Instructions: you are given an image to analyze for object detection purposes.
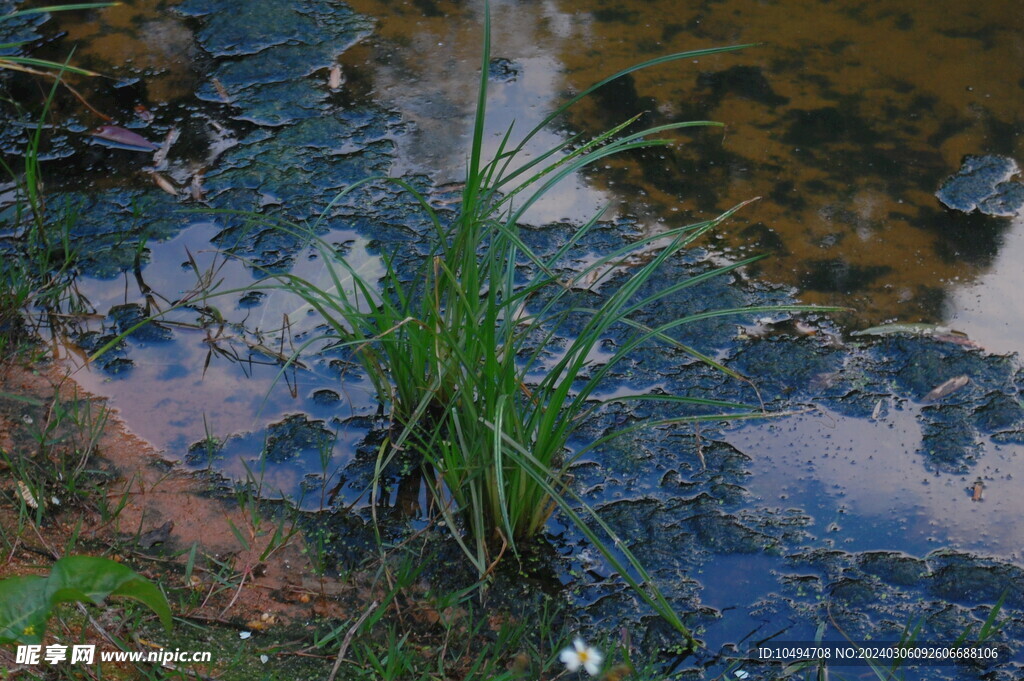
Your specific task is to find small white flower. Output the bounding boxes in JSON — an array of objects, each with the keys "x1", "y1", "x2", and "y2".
[
  {"x1": 260, "y1": 654, "x2": 269, "y2": 664},
  {"x1": 239, "y1": 631, "x2": 252, "y2": 639},
  {"x1": 559, "y1": 638, "x2": 603, "y2": 676}
]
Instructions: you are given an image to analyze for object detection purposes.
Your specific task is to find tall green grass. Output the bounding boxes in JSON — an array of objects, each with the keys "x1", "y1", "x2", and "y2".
[{"x1": 1, "y1": 60, "x2": 90, "y2": 356}]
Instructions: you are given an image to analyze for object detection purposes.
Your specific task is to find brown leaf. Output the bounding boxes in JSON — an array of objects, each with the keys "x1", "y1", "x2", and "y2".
[
  {"x1": 328, "y1": 64, "x2": 343, "y2": 90},
  {"x1": 972, "y1": 478, "x2": 984, "y2": 502},
  {"x1": 212, "y1": 77, "x2": 230, "y2": 102},
  {"x1": 922, "y1": 375, "x2": 969, "y2": 403},
  {"x1": 150, "y1": 172, "x2": 178, "y2": 196},
  {"x1": 152, "y1": 127, "x2": 180, "y2": 169},
  {"x1": 16, "y1": 480, "x2": 39, "y2": 509},
  {"x1": 189, "y1": 172, "x2": 206, "y2": 201},
  {"x1": 91, "y1": 125, "x2": 158, "y2": 150}
]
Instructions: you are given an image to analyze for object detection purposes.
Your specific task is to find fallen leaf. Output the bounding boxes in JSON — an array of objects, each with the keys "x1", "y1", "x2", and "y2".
[
  {"x1": 151, "y1": 127, "x2": 180, "y2": 169},
  {"x1": 212, "y1": 77, "x2": 230, "y2": 102},
  {"x1": 922, "y1": 374, "x2": 969, "y2": 403},
  {"x1": 150, "y1": 172, "x2": 178, "y2": 196},
  {"x1": 328, "y1": 64, "x2": 343, "y2": 90},
  {"x1": 15, "y1": 480, "x2": 39, "y2": 509},
  {"x1": 134, "y1": 104, "x2": 153, "y2": 122},
  {"x1": 972, "y1": 478, "x2": 984, "y2": 502},
  {"x1": 189, "y1": 172, "x2": 206, "y2": 201},
  {"x1": 91, "y1": 125, "x2": 158, "y2": 150}
]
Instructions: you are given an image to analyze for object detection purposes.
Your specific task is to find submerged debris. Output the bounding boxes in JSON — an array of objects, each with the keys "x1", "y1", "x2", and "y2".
[
  {"x1": 488, "y1": 57, "x2": 522, "y2": 82},
  {"x1": 328, "y1": 64, "x2": 344, "y2": 90},
  {"x1": 90, "y1": 125, "x2": 159, "y2": 151},
  {"x1": 852, "y1": 323, "x2": 981, "y2": 349},
  {"x1": 922, "y1": 374, "x2": 970, "y2": 403},
  {"x1": 972, "y1": 477, "x2": 985, "y2": 502},
  {"x1": 150, "y1": 172, "x2": 178, "y2": 196}
]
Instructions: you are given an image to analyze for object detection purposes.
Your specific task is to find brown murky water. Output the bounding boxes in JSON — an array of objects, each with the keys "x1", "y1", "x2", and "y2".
[
  {"x1": 34, "y1": 0, "x2": 1024, "y2": 351},
  {"x1": 337, "y1": 0, "x2": 1024, "y2": 351}
]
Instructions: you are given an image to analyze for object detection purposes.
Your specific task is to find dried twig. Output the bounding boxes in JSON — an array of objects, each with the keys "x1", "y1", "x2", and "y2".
[{"x1": 326, "y1": 599, "x2": 378, "y2": 681}]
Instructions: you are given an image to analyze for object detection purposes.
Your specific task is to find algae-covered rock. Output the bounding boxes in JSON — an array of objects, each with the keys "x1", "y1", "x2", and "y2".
[
  {"x1": 926, "y1": 550, "x2": 1024, "y2": 607},
  {"x1": 729, "y1": 336, "x2": 844, "y2": 401},
  {"x1": 936, "y1": 155, "x2": 1024, "y2": 217},
  {"x1": 857, "y1": 550, "x2": 930, "y2": 587},
  {"x1": 680, "y1": 510, "x2": 777, "y2": 554},
  {"x1": 108, "y1": 303, "x2": 173, "y2": 344},
  {"x1": 828, "y1": 577, "x2": 876, "y2": 607},
  {"x1": 973, "y1": 392, "x2": 1024, "y2": 435},
  {"x1": 919, "y1": 404, "x2": 980, "y2": 472},
  {"x1": 263, "y1": 413, "x2": 335, "y2": 464}
]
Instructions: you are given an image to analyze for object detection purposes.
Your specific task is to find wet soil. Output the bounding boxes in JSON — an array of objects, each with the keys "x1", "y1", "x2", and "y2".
[{"x1": 0, "y1": 361, "x2": 349, "y2": 673}]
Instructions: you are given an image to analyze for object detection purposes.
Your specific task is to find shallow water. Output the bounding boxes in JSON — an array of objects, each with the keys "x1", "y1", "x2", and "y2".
[{"x1": 3, "y1": 0, "x2": 1024, "y2": 677}]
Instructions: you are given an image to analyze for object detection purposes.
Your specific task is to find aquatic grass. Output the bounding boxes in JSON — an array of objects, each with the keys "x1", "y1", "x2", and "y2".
[{"x1": 1, "y1": 58, "x2": 94, "y2": 361}]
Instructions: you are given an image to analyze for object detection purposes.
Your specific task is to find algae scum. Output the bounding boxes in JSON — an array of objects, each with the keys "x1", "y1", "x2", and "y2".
[{"x1": 2, "y1": 0, "x2": 1024, "y2": 678}]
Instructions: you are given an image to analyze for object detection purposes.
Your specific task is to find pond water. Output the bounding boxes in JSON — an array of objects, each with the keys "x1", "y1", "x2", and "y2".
[{"x1": 2, "y1": 0, "x2": 1023, "y2": 678}]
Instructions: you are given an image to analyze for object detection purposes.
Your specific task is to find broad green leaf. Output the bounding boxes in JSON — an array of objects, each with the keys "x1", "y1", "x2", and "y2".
[
  {"x1": 46, "y1": 556, "x2": 173, "y2": 632},
  {"x1": 0, "y1": 575, "x2": 49, "y2": 645}
]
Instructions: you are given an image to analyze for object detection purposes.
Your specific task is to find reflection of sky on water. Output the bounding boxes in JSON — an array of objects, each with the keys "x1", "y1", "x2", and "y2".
[
  {"x1": 64, "y1": 221, "x2": 383, "y2": 466},
  {"x1": 947, "y1": 215, "x2": 1024, "y2": 356},
  {"x1": 35, "y1": 0, "x2": 1021, "y2": 538},
  {"x1": 726, "y1": 407, "x2": 1024, "y2": 562},
  {"x1": 344, "y1": 0, "x2": 614, "y2": 228}
]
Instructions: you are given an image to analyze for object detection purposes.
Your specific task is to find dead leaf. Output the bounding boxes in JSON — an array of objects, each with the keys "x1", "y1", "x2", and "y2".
[
  {"x1": 972, "y1": 478, "x2": 984, "y2": 502},
  {"x1": 15, "y1": 480, "x2": 39, "y2": 509},
  {"x1": 328, "y1": 64, "x2": 343, "y2": 90},
  {"x1": 150, "y1": 172, "x2": 178, "y2": 196},
  {"x1": 91, "y1": 125, "x2": 158, "y2": 150},
  {"x1": 189, "y1": 172, "x2": 206, "y2": 201},
  {"x1": 922, "y1": 375, "x2": 969, "y2": 403},
  {"x1": 152, "y1": 127, "x2": 180, "y2": 169},
  {"x1": 212, "y1": 77, "x2": 230, "y2": 102},
  {"x1": 134, "y1": 104, "x2": 153, "y2": 122}
]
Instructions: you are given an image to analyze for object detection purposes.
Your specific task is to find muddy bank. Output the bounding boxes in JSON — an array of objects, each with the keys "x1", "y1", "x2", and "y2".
[{"x1": 0, "y1": 362, "x2": 334, "y2": 630}]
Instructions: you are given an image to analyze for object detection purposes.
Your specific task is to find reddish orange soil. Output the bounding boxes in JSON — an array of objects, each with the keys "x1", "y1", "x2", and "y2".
[{"x1": 0, "y1": 360, "x2": 348, "y2": 665}]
